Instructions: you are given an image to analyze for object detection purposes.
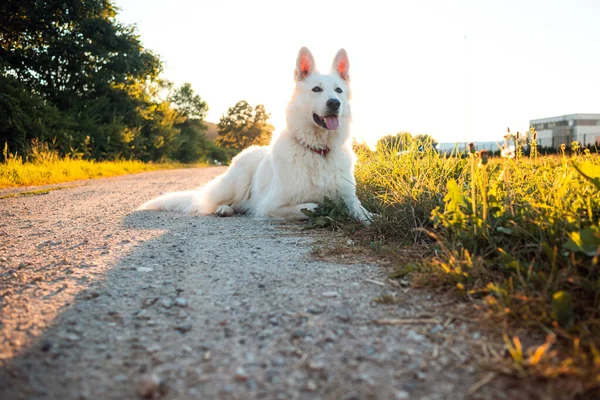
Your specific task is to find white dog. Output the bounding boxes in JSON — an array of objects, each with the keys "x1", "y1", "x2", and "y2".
[{"x1": 139, "y1": 47, "x2": 372, "y2": 223}]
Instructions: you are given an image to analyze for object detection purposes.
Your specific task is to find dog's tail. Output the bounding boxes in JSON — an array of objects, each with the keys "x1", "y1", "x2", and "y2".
[
  {"x1": 137, "y1": 174, "x2": 233, "y2": 215},
  {"x1": 137, "y1": 191, "x2": 206, "y2": 214}
]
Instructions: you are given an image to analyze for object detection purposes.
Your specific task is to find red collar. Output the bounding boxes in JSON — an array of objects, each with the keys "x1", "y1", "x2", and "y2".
[
  {"x1": 297, "y1": 139, "x2": 330, "y2": 157},
  {"x1": 311, "y1": 147, "x2": 329, "y2": 156}
]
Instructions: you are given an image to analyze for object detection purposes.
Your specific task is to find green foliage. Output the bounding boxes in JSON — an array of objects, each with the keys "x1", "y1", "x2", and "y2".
[
  {"x1": 355, "y1": 135, "x2": 466, "y2": 243},
  {"x1": 171, "y1": 83, "x2": 208, "y2": 120},
  {"x1": 301, "y1": 197, "x2": 352, "y2": 230},
  {"x1": 0, "y1": 74, "x2": 75, "y2": 157},
  {"x1": 564, "y1": 227, "x2": 600, "y2": 257},
  {"x1": 0, "y1": 141, "x2": 201, "y2": 189},
  {"x1": 216, "y1": 101, "x2": 274, "y2": 150},
  {"x1": 375, "y1": 132, "x2": 438, "y2": 153},
  {"x1": 1, "y1": 0, "x2": 160, "y2": 106},
  {"x1": 433, "y1": 179, "x2": 468, "y2": 230},
  {"x1": 572, "y1": 160, "x2": 600, "y2": 190},
  {"x1": 0, "y1": 0, "x2": 227, "y2": 164},
  {"x1": 551, "y1": 291, "x2": 574, "y2": 329},
  {"x1": 375, "y1": 132, "x2": 413, "y2": 153},
  {"x1": 352, "y1": 134, "x2": 600, "y2": 386}
]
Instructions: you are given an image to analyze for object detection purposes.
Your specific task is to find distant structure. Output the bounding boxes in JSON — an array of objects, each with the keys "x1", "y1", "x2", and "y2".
[
  {"x1": 436, "y1": 141, "x2": 499, "y2": 152},
  {"x1": 530, "y1": 114, "x2": 600, "y2": 148}
]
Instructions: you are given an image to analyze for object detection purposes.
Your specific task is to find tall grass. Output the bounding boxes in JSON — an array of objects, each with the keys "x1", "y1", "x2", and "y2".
[
  {"x1": 347, "y1": 135, "x2": 600, "y2": 389},
  {"x1": 0, "y1": 142, "x2": 206, "y2": 189}
]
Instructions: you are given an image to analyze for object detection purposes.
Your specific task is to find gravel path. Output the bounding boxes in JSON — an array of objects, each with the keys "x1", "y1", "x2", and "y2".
[{"x1": 0, "y1": 168, "x2": 533, "y2": 400}]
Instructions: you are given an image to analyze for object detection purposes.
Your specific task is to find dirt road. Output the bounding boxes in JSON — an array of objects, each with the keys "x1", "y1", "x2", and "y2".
[{"x1": 0, "y1": 168, "x2": 532, "y2": 399}]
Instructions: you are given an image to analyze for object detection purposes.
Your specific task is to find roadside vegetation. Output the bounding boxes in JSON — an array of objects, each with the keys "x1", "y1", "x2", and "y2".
[
  {"x1": 0, "y1": 142, "x2": 206, "y2": 189},
  {"x1": 308, "y1": 130, "x2": 600, "y2": 394}
]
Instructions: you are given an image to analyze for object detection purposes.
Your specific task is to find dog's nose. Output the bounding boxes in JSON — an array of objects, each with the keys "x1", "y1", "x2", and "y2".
[{"x1": 326, "y1": 98, "x2": 341, "y2": 111}]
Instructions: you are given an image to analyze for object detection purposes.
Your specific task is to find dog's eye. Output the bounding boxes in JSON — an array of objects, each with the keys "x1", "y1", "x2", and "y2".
[
  {"x1": 312, "y1": 86, "x2": 322, "y2": 93},
  {"x1": 335, "y1": 88, "x2": 343, "y2": 93}
]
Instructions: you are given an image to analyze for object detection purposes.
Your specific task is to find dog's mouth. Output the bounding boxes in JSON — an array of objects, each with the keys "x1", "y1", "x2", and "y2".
[{"x1": 313, "y1": 113, "x2": 339, "y2": 131}]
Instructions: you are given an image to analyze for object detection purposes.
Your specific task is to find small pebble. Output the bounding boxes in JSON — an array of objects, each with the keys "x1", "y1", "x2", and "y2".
[
  {"x1": 266, "y1": 369, "x2": 280, "y2": 383},
  {"x1": 430, "y1": 324, "x2": 444, "y2": 334},
  {"x1": 395, "y1": 390, "x2": 410, "y2": 399},
  {"x1": 135, "y1": 310, "x2": 151, "y2": 320},
  {"x1": 174, "y1": 297, "x2": 188, "y2": 307},
  {"x1": 181, "y1": 345, "x2": 192, "y2": 354},
  {"x1": 271, "y1": 356, "x2": 286, "y2": 367},
  {"x1": 234, "y1": 367, "x2": 248, "y2": 382},
  {"x1": 308, "y1": 360, "x2": 326, "y2": 371},
  {"x1": 406, "y1": 330, "x2": 426, "y2": 342},
  {"x1": 39, "y1": 340, "x2": 52, "y2": 352},
  {"x1": 64, "y1": 333, "x2": 81, "y2": 342},
  {"x1": 136, "y1": 373, "x2": 160, "y2": 398},
  {"x1": 307, "y1": 306, "x2": 325, "y2": 315},
  {"x1": 175, "y1": 323, "x2": 192, "y2": 333}
]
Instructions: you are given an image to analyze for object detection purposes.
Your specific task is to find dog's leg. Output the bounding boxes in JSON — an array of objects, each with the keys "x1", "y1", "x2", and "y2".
[
  {"x1": 347, "y1": 200, "x2": 374, "y2": 224},
  {"x1": 264, "y1": 203, "x2": 319, "y2": 220},
  {"x1": 337, "y1": 176, "x2": 374, "y2": 224}
]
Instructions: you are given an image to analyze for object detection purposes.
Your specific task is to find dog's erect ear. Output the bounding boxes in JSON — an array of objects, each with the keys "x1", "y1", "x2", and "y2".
[
  {"x1": 332, "y1": 49, "x2": 350, "y2": 81},
  {"x1": 295, "y1": 47, "x2": 315, "y2": 81}
]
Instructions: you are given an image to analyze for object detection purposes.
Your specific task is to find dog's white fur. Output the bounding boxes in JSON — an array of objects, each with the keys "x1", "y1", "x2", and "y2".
[{"x1": 138, "y1": 47, "x2": 372, "y2": 223}]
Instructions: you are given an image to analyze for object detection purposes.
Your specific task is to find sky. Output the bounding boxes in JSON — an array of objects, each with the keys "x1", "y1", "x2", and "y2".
[{"x1": 114, "y1": 0, "x2": 600, "y2": 147}]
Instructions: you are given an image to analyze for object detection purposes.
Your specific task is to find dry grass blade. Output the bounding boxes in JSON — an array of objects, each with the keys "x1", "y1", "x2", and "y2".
[
  {"x1": 373, "y1": 318, "x2": 439, "y2": 325},
  {"x1": 466, "y1": 372, "x2": 497, "y2": 397},
  {"x1": 284, "y1": 311, "x2": 311, "y2": 319},
  {"x1": 294, "y1": 353, "x2": 308, "y2": 369},
  {"x1": 365, "y1": 278, "x2": 386, "y2": 286}
]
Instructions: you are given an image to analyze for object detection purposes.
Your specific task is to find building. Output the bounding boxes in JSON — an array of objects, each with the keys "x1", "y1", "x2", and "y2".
[
  {"x1": 437, "y1": 141, "x2": 499, "y2": 152},
  {"x1": 530, "y1": 114, "x2": 600, "y2": 148}
]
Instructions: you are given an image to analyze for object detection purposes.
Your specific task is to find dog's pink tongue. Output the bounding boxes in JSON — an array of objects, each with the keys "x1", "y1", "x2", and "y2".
[{"x1": 324, "y1": 116, "x2": 339, "y2": 130}]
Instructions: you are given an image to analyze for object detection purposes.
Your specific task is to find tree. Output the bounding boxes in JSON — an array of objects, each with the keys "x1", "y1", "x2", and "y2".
[
  {"x1": 171, "y1": 83, "x2": 208, "y2": 120},
  {"x1": 0, "y1": 0, "x2": 161, "y2": 109},
  {"x1": 216, "y1": 101, "x2": 274, "y2": 150},
  {"x1": 376, "y1": 132, "x2": 413, "y2": 153},
  {"x1": 0, "y1": 1, "x2": 228, "y2": 164},
  {"x1": 414, "y1": 134, "x2": 438, "y2": 147},
  {"x1": 352, "y1": 138, "x2": 372, "y2": 154},
  {"x1": 169, "y1": 83, "x2": 211, "y2": 163},
  {"x1": 0, "y1": 0, "x2": 179, "y2": 162},
  {"x1": 375, "y1": 132, "x2": 438, "y2": 154},
  {"x1": 0, "y1": 74, "x2": 75, "y2": 158}
]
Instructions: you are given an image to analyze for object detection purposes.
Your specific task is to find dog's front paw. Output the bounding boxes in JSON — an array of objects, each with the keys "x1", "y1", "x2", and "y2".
[
  {"x1": 301, "y1": 203, "x2": 319, "y2": 212},
  {"x1": 215, "y1": 205, "x2": 234, "y2": 217},
  {"x1": 351, "y1": 206, "x2": 376, "y2": 225}
]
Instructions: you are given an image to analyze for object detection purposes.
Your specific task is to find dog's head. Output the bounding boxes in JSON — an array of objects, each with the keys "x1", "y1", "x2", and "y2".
[{"x1": 289, "y1": 47, "x2": 351, "y2": 134}]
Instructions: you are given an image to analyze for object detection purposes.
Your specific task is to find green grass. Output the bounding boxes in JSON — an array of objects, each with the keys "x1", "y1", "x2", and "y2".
[
  {"x1": 0, "y1": 143, "x2": 206, "y2": 189},
  {"x1": 309, "y1": 135, "x2": 600, "y2": 392}
]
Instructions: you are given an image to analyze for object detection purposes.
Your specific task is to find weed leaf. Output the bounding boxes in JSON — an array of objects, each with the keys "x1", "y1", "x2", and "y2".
[
  {"x1": 572, "y1": 161, "x2": 600, "y2": 190},
  {"x1": 564, "y1": 227, "x2": 600, "y2": 257},
  {"x1": 552, "y1": 291, "x2": 574, "y2": 329}
]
